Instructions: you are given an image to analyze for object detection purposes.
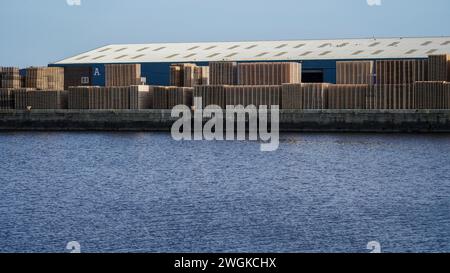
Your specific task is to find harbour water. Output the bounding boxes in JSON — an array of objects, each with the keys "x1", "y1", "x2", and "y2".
[{"x1": 0, "y1": 132, "x2": 449, "y2": 253}]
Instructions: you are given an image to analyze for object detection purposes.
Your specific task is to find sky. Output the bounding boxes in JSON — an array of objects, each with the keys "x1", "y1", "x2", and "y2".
[{"x1": 1, "y1": 0, "x2": 450, "y2": 67}]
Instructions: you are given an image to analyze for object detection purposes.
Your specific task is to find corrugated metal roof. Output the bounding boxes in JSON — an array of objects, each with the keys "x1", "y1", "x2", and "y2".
[{"x1": 54, "y1": 37, "x2": 450, "y2": 64}]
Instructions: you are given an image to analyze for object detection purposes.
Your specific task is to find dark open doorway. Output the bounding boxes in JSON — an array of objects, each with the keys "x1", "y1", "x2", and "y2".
[{"x1": 302, "y1": 70, "x2": 324, "y2": 83}]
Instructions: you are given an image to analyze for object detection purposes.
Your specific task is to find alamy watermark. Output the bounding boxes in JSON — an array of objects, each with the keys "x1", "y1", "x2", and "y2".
[
  {"x1": 66, "y1": 0, "x2": 81, "y2": 6},
  {"x1": 66, "y1": 241, "x2": 81, "y2": 253},
  {"x1": 171, "y1": 98, "x2": 279, "y2": 152}
]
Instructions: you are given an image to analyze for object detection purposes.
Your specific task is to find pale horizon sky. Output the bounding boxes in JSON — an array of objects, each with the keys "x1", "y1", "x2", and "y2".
[{"x1": 1, "y1": 0, "x2": 450, "y2": 67}]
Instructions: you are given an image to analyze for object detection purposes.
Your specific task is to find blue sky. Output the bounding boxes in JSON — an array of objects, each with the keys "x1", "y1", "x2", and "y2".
[{"x1": 1, "y1": 0, "x2": 449, "y2": 67}]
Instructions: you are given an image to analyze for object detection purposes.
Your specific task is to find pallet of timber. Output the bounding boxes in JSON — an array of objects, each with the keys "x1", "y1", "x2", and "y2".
[
  {"x1": 223, "y1": 85, "x2": 281, "y2": 108},
  {"x1": 11, "y1": 88, "x2": 36, "y2": 109},
  {"x1": 105, "y1": 64, "x2": 142, "y2": 87},
  {"x1": 183, "y1": 65, "x2": 210, "y2": 87},
  {"x1": 193, "y1": 85, "x2": 227, "y2": 109},
  {"x1": 68, "y1": 86, "x2": 151, "y2": 110},
  {"x1": 209, "y1": 62, "x2": 237, "y2": 85},
  {"x1": 25, "y1": 67, "x2": 64, "y2": 90},
  {"x1": 428, "y1": 54, "x2": 450, "y2": 81},
  {"x1": 444, "y1": 83, "x2": 450, "y2": 109},
  {"x1": 152, "y1": 86, "x2": 193, "y2": 109},
  {"x1": 336, "y1": 61, "x2": 374, "y2": 85},
  {"x1": 281, "y1": 83, "x2": 329, "y2": 109},
  {"x1": 327, "y1": 84, "x2": 368, "y2": 109},
  {"x1": 0, "y1": 88, "x2": 14, "y2": 109},
  {"x1": 0, "y1": 67, "x2": 21, "y2": 88},
  {"x1": 169, "y1": 63, "x2": 196, "y2": 87},
  {"x1": 413, "y1": 81, "x2": 447, "y2": 109},
  {"x1": 237, "y1": 62, "x2": 301, "y2": 85},
  {"x1": 23, "y1": 90, "x2": 68, "y2": 109},
  {"x1": 375, "y1": 59, "x2": 428, "y2": 85}
]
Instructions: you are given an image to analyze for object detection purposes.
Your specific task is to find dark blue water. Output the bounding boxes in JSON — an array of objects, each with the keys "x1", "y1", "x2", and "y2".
[{"x1": 0, "y1": 132, "x2": 449, "y2": 253}]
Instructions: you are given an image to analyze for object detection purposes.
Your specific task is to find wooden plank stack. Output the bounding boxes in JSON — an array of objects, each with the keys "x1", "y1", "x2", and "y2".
[
  {"x1": 327, "y1": 84, "x2": 369, "y2": 109},
  {"x1": 105, "y1": 64, "x2": 142, "y2": 87},
  {"x1": 374, "y1": 59, "x2": 428, "y2": 109},
  {"x1": 22, "y1": 90, "x2": 68, "y2": 109},
  {"x1": 170, "y1": 64, "x2": 210, "y2": 87},
  {"x1": 209, "y1": 62, "x2": 238, "y2": 85},
  {"x1": 367, "y1": 84, "x2": 413, "y2": 109},
  {"x1": 135, "y1": 86, "x2": 153, "y2": 109},
  {"x1": 193, "y1": 85, "x2": 281, "y2": 109},
  {"x1": 281, "y1": 83, "x2": 329, "y2": 109},
  {"x1": 170, "y1": 63, "x2": 197, "y2": 87},
  {"x1": 0, "y1": 67, "x2": 21, "y2": 88},
  {"x1": 413, "y1": 82, "x2": 448, "y2": 109},
  {"x1": 184, "y1": 65, "x2": 210, "y2": 87},
  {"x1": 224, "y1": 85, "x2": 281, "y2": 108},
  {"x1": 336, "y1": 61, "x2": 374, "y2": 85},
  {"x1": 237, "y1": 62, "x2": 301, "y2": 85},
  {"x1": 0, "y1": 88, "x2": 14, "y2": 109},
  {"x1": 11, "y1": 88, "x2": 66, "y2": 110},
  {"x1": 193, "y1": 85, "x2": 227, "y2": 109},
  {"x1": 64, "y1": 66, "x2": 92, "y2": 90},
  {"x1": 428, "y1": 54, "x2": 450, "y2": 81},
  {"x1": 375, "y1": 59, "x2": 428, "y2": 85},
  {"x1": 25, "y1": 67, "x2": 64, "y2": 90},
  {"x1": 152, "y1": 86, "x2": 193, "y2": 109},
  {"x1": 446, "y1": 83, "x2": 450, "y2": 109},
  {"x1": 170, "y1": 65, "x2": 183, "y2": 87},
  {"x1": 68, "y1": 85, "x2": 150, "y2": 109}
]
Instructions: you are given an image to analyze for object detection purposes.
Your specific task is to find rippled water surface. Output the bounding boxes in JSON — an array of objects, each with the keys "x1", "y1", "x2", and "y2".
[{"x1": 0, "y1": 132, "x2": 449, "y2": 253}]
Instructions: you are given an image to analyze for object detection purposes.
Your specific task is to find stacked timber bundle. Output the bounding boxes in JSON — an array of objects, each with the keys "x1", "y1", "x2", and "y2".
[
  {"x1": 12, "y1": 88, "x2": 67, "y2": 109},
  {"x1": 224, "y1": 85, "x2": 281, "y2": 109},
  {"x1": 152, "y1": 86, "x2": 193, "y2": 109},
  {"x1": 132, "y1": 85, "x2": 152, "y2": 109},
  {"x1": 68, "y1": 85, "x2": 150, "y2": 110},
  {"x1": 0, "y1": 67, "x2": 21, "y2": 88},
  {"x1": 428, "y1": 54, "x2": 450, "y2": 81},
  {"x1": 105, "y1": 64, "x2": 142, "y2": 87},
  {"x1": 170, "y1": 63, "x2": 208, "y2": 87},
  {"x1": 184, "y1": 65, "x2": 210, "y2": 87},
  {"x1": 374, "y1": 59, "x2": 428, "y2": 109},
  {"x1": 170, "y1": 65, "x2": 183, "y2": 87},
  {"x1": 25, "y1": 67, "x2": 64, "y2": 90},
  {"x1": 0, "y1": 88, "x2": 14, "y2": 109},
  {"x1": 68, "y1": 87, "x2": 90, "y2": 109},
  {"x1": 327, "y1": 84, "x2": 369, "y2": 109},
  {"x1": 446, "y1": 83, "x2": 450, "y2": 109},
  {"x1": 12, "y1": 89, "x2": 33, "y2": 109},
  {"x1": 64, "y1": 66, "x2": 92, "y2": 90},
  {"x1": 193, "y1": 85, "x2": 227, "y2": 109},
  {"x1": 336, "y1": 61, "x2": 374, "y2": 85},
  {"x1": 22, "y1": 90, "x2": 68, "y2": 109},
  {"x1": 193, "y1": 85, "x2": 281, "y2": 109},
  {"x1": 413, "y1": 82, "x2": 448, "y2": 109},
  {"x1": 237, "y1": 62, "x2": 301, "y2": 85},
  {"x1": 209, "y1": 62, "x2": 237, "y2": 85},
  {"x1": 170, "y1": 63, "x2": 197, "y2": 87},
  {"x1": 367, "y1": 85, "x2": 413, "y2": 110},
  {"x1": 376, "y1": 59, "x2": 428, "y2": 84},
  {"x1": 281, "y1": 83, "x2": 329, "y2": 109}
]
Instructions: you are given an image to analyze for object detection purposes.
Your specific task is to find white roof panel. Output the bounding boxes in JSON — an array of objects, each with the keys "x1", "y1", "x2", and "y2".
[{"x1": 53, "y1": 37, "x2": 450, "y2": 64}]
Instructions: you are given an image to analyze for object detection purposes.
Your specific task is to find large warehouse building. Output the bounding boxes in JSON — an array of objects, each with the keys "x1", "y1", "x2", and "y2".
[{"x1": 51, "y1": 37, "x2": 450, "y2": 86}]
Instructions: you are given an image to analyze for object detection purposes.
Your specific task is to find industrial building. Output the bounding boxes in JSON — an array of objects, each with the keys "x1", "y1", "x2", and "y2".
[{"x1": 51, "y1": 37, "x2": 450, "y2": 86}]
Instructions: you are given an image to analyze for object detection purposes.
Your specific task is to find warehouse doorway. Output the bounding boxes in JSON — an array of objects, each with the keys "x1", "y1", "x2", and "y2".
[{"x1": 302, "y1": 70, "x2": 324, "y2": 83}]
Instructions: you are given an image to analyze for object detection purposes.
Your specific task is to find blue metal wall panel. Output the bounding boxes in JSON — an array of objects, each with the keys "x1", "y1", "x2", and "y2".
[{"x1": 91, "y1": 64, "x2": 105, "y2": 86}]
